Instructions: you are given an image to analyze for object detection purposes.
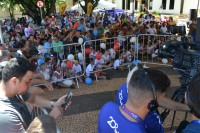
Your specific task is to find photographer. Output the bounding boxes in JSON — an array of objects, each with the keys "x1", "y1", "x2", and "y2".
[
  {"x1": 0, "y1": 57, "x2": 71, "y2": 133},
  {"x1": 176, "y1": 72, "x2": 200, "y2": 133}
]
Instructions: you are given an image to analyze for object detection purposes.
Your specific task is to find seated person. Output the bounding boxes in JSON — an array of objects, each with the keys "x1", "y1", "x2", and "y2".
[
  {"x1": 72, "y1": 60, "x2": 83, "y2": 82},
  {"x1": 86, "y1": 59, "x2": 95, "y2": 79},
  {"x1": 39, "y1": 62, "x2": 52, "y2": 81},
  {"x1": 51, "y1": 64, "x2": 75, "y2": 88},
  {"x1": 113, "y1": 53, "x2": 125, "y2": 70},
  {"x1": 102, "y1": 50, "x2": 112, "y2": 68}
]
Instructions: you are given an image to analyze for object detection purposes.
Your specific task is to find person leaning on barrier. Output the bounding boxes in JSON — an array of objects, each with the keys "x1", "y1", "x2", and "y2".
[{"x1": 0, "y1": 57, "x2": 71, "y2": 133}]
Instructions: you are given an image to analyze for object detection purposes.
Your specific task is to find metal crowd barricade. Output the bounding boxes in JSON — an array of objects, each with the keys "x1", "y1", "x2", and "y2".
[
  {"x1": 82, "y1": 34, "x2": 137, "y2": 79},
  {"x1": 31, "y1": 106, "x2": 62, "y2": 133},
  {"x1": 135, "y1": 34, "x2": 192, "y2": 66},
  {"x1": 36, "y1": 43, "x2": 86, "y2": 89}
]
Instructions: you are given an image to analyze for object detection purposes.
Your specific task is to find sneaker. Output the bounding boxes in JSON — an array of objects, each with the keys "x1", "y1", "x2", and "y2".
[{"x1": 69, "y1": 84, "x2": 75, "y2": 89}]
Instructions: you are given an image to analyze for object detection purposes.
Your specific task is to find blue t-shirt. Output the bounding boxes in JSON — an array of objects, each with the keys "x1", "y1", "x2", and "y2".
[
  {"x1": 182, "y1": 122, "x2": 200, "y2": 133},
  {"x1": 115, "y1": 83, "x2": 164, "y2": 133},
  {"x1": 98, "y1": 101, "x2": 147, "y2": 133}
]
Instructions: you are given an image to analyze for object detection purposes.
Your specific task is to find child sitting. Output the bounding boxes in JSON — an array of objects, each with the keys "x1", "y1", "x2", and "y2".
[
  {"x1": 51, "y1": 64, "x2": 75, "y2": 88},
  {"x1": 39, "y1": 62, "x2": 51, "y2": 81},
  {"x1": 114, "y1": 53, "x2": 125, "y2": 70},
  {"x1": 72, "y1": 60, "x2": 83, "y2": 82}
]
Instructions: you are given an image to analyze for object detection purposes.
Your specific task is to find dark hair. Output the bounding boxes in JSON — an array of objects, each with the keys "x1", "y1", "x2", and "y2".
[
  {"x1": 26, "y1": 115, "x2": 56, "y2": 133},
  {"x1": 0, "y1": 61, "x2": 8, "y2": 80},
  {"x1": 128, "y1": 68, "x2": 170, "y2": 94},
  {"x1": 2, "y1": 57, "x2": 36, "y2": 82},
  {"x1": 187, "y1": 72, "x2": 200, "y2": 118}
]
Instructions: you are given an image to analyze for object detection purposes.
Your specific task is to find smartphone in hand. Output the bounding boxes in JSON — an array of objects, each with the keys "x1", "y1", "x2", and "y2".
[{"x1": 61, "y1": 92, "x2": 73, "y2": 108}]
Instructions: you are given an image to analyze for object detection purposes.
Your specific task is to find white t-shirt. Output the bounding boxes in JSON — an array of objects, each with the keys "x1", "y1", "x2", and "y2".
[
  {"x1": 51, "y1": 71, "x2": 62, "y2": 81},
  {"x1": 40, "y1": 68, "x2": 50, "y2": 80},
  {"x1": 147, "y1": 28, "x2": 157, "y2": 34},
  {"x1": 72, "y1": 64, "x2": 82, "y2": 74},
  {"x1": 94, "y1": 58, "x2": 104, "y2": 68},
  {"x1": 102, "y1": 54, "x2": 110, "y2": 62},
  {"x1": 86, "y1": 64, "x2": 95, "y2": 76},
  {"x1": 114, "y1": 59, "x2": 121, "y2": 69},
  {"x1": 90, "y1": 52, "x2": 96, "y2": 59},
  {"x1": 160, "y1": 26, "x2": 168, "y2": 34}
]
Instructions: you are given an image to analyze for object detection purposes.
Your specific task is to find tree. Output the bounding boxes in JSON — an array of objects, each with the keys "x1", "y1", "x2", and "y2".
[
  {"x1": 0, "y1": 0, "x2": 17, "y2": 19},
  {"x1": 6, "y1": 0, "x2": 58, "y2": 25},
  {"x1": 75, "y1": 0, "x2": 100, "y2": 16}
]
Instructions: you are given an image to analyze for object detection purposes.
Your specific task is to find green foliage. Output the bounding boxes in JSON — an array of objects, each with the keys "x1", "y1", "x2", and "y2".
[
  {"x1": 0, "y1": 0, "x2": 17, "y2": 18},
  {"x1": 152, "y1": 11, "x2": 159, "y2": 15}
]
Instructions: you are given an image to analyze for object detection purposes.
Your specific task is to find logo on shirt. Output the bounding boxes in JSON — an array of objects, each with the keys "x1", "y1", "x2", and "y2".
[
  {"x1": 153, "y1": 111, "x2": 162, "y2": 124},
  {"x1": 119, "y1": 90, "x2": 123, "y2": 106},
  {"x1": 107, "y1": 116, "x2": 119, "y2": 133}
]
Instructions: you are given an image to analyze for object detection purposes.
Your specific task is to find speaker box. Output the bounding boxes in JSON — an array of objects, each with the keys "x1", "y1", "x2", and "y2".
[{"x1": 190, "y1": 9, "x2": 197, "y2": 20}]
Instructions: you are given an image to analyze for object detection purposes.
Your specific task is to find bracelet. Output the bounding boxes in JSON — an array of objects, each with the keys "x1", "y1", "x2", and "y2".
[{"x1": 50, "y1": 101, "x2": 55, "y2": 109}]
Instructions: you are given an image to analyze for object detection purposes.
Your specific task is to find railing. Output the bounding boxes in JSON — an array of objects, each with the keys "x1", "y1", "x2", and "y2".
[{"x1": 35, "y1": 34, "x2": 192, "y2": 83}]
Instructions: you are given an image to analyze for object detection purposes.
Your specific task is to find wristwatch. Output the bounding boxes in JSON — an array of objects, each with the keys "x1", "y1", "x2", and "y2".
[{"x1": 50, "y1": 101, "x2": 55, "y2": 109}]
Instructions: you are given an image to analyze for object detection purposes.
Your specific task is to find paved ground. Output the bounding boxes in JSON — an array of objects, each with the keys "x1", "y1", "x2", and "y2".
[{"x1": 40, "y1": 64, "x2": 190, "y2": 133}]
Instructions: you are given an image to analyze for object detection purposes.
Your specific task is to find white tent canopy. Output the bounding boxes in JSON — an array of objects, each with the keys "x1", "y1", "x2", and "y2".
[{"x1": 71, "y1": 0, "x2": 117, "y2": 13}]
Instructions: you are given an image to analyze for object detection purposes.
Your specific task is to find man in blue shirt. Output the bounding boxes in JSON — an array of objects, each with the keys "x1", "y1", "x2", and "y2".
[
  {"x1": 181, "y1": 72, "x2": 200, "y2": 133},
  {"x1": 116, "y1": 82, "x2": 164, "y2": 133},
  {"x1": 98, "y1": 66, "x2": 171, "y2": 133}
]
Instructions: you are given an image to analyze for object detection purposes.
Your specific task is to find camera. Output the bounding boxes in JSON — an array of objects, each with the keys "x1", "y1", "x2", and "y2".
[
  {"x1": 158, "y1": 40, "x2": 200, "y2": 77},
  {"x1": 159, "y1": 39, "x2": 200, "y2": 124}
]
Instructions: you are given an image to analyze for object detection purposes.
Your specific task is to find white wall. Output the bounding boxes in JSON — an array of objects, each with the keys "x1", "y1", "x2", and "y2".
[
  {"x1": 183, "y1": 0, "x2": 200, "y2": 15},
  {"x1": 101, "y1": 0, "x2": 200, "y2": 15},
  {"x1": 115, "y1": 0, "x2": 122, "y2": 9},
  {"x1": 149, "y1": 0, "x2": 181, "y2": 14},
  {"x1": 150, "y1": 0, "x2": 162, "y2": 13}
]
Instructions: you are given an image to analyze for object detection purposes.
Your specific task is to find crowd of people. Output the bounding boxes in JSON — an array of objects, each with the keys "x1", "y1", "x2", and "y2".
[
  {"x1": 0, "y1": 10, "x2": 198, "y2": 133},
  {"x1": 0, "y1": 10, "x2": 195, "y2": 85}
]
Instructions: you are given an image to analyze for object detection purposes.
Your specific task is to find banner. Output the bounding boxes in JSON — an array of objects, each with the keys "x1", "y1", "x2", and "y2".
[
  {"x1": 59, "y1": 2, "x2": 67, "y2": 15},
  {"x1": 87, "y1": 2, "x2": 93, "y2": 16}
]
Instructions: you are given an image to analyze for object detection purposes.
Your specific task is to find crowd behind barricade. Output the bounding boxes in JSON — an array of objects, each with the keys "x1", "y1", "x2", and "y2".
[
  {"x1": 0, "y1": 10, "x2": 198, "y2": 133},
  {"x1": 0, "y1": 11, "x2": 195, "y2": 85}
]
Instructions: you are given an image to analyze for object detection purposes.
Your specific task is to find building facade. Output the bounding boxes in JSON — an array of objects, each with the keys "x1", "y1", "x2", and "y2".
[{"x1": 105, "y1": 0, "x2": 200, "y2": 15}]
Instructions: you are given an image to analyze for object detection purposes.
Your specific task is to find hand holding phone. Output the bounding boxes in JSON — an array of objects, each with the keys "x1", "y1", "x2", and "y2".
[{"x1": 61, "y1": 92, "x2": 73, "y2": 108}]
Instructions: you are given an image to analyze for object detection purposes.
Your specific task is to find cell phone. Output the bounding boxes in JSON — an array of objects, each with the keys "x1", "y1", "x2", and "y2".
[{"x1": 61, "y1": 92, "x2": 73, "y2": 108}]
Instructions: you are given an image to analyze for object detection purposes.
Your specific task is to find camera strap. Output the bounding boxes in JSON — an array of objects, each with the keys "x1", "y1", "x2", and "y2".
[
  {"x1": 191, "y1": 120, "x2": 200, "y2": 125},
  {"x1": 121, "y1": 105, "x2": 146, "y2": 128}
]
